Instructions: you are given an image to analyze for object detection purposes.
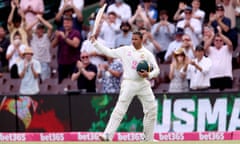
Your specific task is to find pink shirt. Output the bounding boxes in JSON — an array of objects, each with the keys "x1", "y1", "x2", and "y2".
[{"x1": 20, "y1": 0, "x2": 44, "y2": 25}]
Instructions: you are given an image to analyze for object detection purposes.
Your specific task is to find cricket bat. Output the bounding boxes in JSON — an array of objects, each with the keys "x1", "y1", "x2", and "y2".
[{"x1": 92, "y1": 3, "x2": 107, "y2": 36}]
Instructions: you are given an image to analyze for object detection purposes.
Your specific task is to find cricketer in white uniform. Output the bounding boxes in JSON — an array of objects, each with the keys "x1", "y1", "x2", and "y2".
[{"x1": 91, "y1": 31, "x2": 160, "y2": 141}]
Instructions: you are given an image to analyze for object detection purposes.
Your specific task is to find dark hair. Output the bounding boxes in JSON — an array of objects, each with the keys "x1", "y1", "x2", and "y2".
[
  {"x1": 108, "y1": 11, "x2": 117, "y2": 17},
  {"x1": 159, "y1": 10, "x2": 168, "y2": 16},
  {"x1": 13, "y1": 31, "x2": 21, "y2": 38},
  {"x1": 120, "y1": 21, "x2": 131, "y2": 30},
  {"x1": 133, "y1": 31, "x2": 143, "y2": 39}
]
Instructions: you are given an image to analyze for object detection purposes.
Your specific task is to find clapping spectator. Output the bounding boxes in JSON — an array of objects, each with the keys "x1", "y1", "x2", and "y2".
[
  {"x1": 187, "y1": 44, "x2": 212, "y2": 91},
  {"x1": 19, "y1": 0, "x2": 44, "y2": 26},
  {"x1": 204, "y1": 26, "x2": 233, "y2": 91},
  {"x1": 55, "y1": 2, "x2": 83, "y2": 33},
  {"x1": 168, "y1": 48, "x2": 189, "y2": 92},
  {"x1": 176, "y1": 6, "x2": 202, "y2": 47},
  {"x1": 164, "y1": 28, "x2": 184, "y2": 62},
  {"x1": 99, "y1": 11, "x2": 121, "y2": 48},
  {"x1": 51, "y1": 16, "x2": 81, "y2": 83},
  {"x1": 151, "y1": 10, "x2": 175, "y2": 63},
  {"x1": 0, "y1": 26, "x2": 10, "y2": 72},
  {"x1": 59, "y1": 0, "x2": 84, "y2": 12},
  {"x1": 71, "y1": 51, "x2": 98, "y2": 92},
  {"x1": 8, "y1": 0, "x2": 28, "y2": 46},
  {"x1": 174, "y1": 0, "x2": 205, "y2": 23},
  {"x1": 98, "y1": 57, "x2": 123, "y2": 93},
  {"x1": 181, "y1": 34, "x2": 195, "y2": 59},
  {"x1": 18, "y1": 47, "x2": 41, "y2": 95},
  {"x1": 139, "y1": 27, "x2": 161, "y2": 57},
  {"x1": 6, "y1": 31, "x2": 26, "y2": 78},
  {"x1": 107, "y1": 0, "x2": 132, "y2": 23},
  {"x1": 27, "y1": 15, "x2": 53, "y2": 81}
]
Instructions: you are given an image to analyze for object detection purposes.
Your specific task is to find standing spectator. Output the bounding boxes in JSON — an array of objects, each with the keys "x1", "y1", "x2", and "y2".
[
  {"x1": 168, "y1": 48, "x2": 189, "y2": 92},
  {"x1": 6, "y1": 31, "x2": 26, "y2": 78},
  {"x1": 176, "y1": 6, "x2": 202, "y2": 47},
  {"x1": 19, "y1": 0, "x2": 44, "y2": 26},
  {"x1": 8, "y1": 0, "x2": 28, "y2": 46},
  {"x1": 140, "y1": 0, "x2": 158, "y2": 25},
  {"x1": 174, "y1": 0, "x2": 205, "y2": 23},
  {"x1": 204, "y1": 26, "x2": 233, "y2": 91},
  {"x1": 71, "y1": 51, "x2": 98, "y2": 92},
  {"x1": 151, "y1": 10, "x2": 175, "y2": 63},
  {"x1": 98, "y1": 57, "x2": 123, "y2": 93},
  {"x1": 208, "y1": 4, "x2": 238, "y2": 49},
  {"x1": 115, "y1": 21, "x2": 132, "y2": 47},
  {"x1": 164, "y1": 27, "x2": 184, "y2": 62},
  {"x1": 0, "y1": 26, "x2": 10, "y2": 72},
  {"x1": 99, "y1": 11, "x2": 121, "y2": 48},
  {"x1": 139, "y1": 27, "x2": 161, "y2": 57},
  {"x1": 107, "y1": 0, "x2": 132, "y2": 22},
  {"x1": 234, "y1": 0, "x2": 240, "y2": 32},
  {"x1": 187, "y1": 44, "x2": 212, "y2": 91},
  {"x1": 51, "y1": 16, "x2": 81, "y2": 83},
  {"x1": 59, "y1": 0, "x2": 84, "y2": 12},
  {"x1": 27, "y1": 15, "x2": 53, "y2": 81},
  {"x1": 55, "y1": 3, "x2": 83, "y2": 33},
  {"x1": 181, "y1": 34, "x2": 195, "y2": 59},
  {"x1": 18, "y1": 47, "x2": 41, "y2": 95}
]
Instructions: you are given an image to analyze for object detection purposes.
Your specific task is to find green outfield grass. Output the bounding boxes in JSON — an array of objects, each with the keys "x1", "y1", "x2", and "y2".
[{"x1": 3, "y1": 141, "x2": 240, "y2": 144}]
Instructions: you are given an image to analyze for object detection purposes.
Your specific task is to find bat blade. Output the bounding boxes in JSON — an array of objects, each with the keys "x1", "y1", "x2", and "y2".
[{"x1": 92, "y1": 3, "x2": 107, "y2": 35}]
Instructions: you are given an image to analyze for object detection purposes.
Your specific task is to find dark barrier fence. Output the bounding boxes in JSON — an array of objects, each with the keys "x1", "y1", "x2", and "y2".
[{"x1": 0, "y1": 91, "x2": 240, "y2": 132}]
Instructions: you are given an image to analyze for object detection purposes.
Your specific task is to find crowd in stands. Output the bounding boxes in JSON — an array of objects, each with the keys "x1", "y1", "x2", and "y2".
[{"x1": 0, "y1": 0, "x2": 240, "y2": 95}]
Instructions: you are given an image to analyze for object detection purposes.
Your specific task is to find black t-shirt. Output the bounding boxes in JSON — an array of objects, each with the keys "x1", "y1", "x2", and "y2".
[{"x1": 75, "y1": 63, "x2": 97, "y2": 92}]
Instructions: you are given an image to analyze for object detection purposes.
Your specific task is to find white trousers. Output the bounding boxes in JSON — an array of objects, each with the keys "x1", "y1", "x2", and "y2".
[{"x1": 103, "y1": 79, "x2": 157, "y2": 141}]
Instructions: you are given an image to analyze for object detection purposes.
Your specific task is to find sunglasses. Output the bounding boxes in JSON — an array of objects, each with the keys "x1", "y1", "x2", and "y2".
[
  {"x1": 215, "y1": 39, "x2": 223, "y2": 42},
  {"x1": 183, "y1": 38, "x2": 190, "y2": 41},
  {"x1": 81, "y1": 56, "x2": 89, "y2": 59}
]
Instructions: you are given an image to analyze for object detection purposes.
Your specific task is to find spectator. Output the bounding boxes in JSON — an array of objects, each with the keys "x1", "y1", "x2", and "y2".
[
  {"x1": 99, "y1": 11, "x2": 121, "y2": 48},
  {"x1": 18, "y1": 47, "x2": 41, "y2": 95},
  {"x1": 71, "y1": 51, "x2": 98, "y2": 92},
  {"x1": 115, "y1": 21, "x2": 132, "y2": 47},
  {"x1": 181, "y1": 34, "x2": 195, "y2": 59},
  {"x1": 98, "y1": 57, "x2": 123, "y2": 93},
  {"x1": 51, "y1": 16, "x2": 81, "y2": 83},
  {"x1": 8, "y1": 0, "x2": 28, "y2": 46},
  {"x1": 55, "y1": 3, "x2": 83, "y2": 33},
  {"x1": 202, "y1": 25, "x2": 215, "y2": 46},
  {"x1": 234, "y1": 0, "x2": 240, "y2": 32},
  {"x1": 204, "y1": 26, "x2": 233, "y2": 91},
  {"x1": 140, "y1": 0, "x2": 158, "y2": 25},
  {"x1": 151, "y1": 10, "x2": 175, "y2": 63},
  {"x1": 107, "y1": 0, "x2": 132, "y2": 22},
  {"x1": 59, "y1": 0, "x2": 84, "y2": 12},
  {"x1": 128, "y1": 5, "x2": 151, "y2": 31},
  {"x1": 208, "y1": 4, "x2": 234, "y2": 43},
  {"x1": 174, "y1": 0, "x2": 205, "y2": 23},
  {"x1": 216, "y1": 0, "x2": 236, "y2": 28},
  {"x1": 139, "y1": 27, "x2": 161, "y2": 57},
  {"x1": 164, "y1": 27, "x2": 184, "y2": 62},
  {"x1": 19, "y1": 0, "x2": 44, "y2": 26},
  {"x1": 27, "y1": 15, "x2": 53, "y2": 81},
  {"x1": 0, "y1": 26, "x2": 10, "y2": 72},
  {"x1": 168, "y1": 48, "x2": 188, "y2": 92},
  {"x1": 187, "y1": 44, "x2": 212, "y2": 91},
  {"x1": 81, "y1": 23, "x2": 106, "y2": 67},
  {"x1": 176, "y1": 6, "x2": 202, "y2": 47},
  {"x1": 6, "y1": 31, "x2": 26, "y2": 78}
]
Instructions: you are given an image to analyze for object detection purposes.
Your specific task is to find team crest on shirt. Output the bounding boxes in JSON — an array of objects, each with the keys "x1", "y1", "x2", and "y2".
[{"x1": 140, "y1": 53, "x2": 145, "y2": 59}]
